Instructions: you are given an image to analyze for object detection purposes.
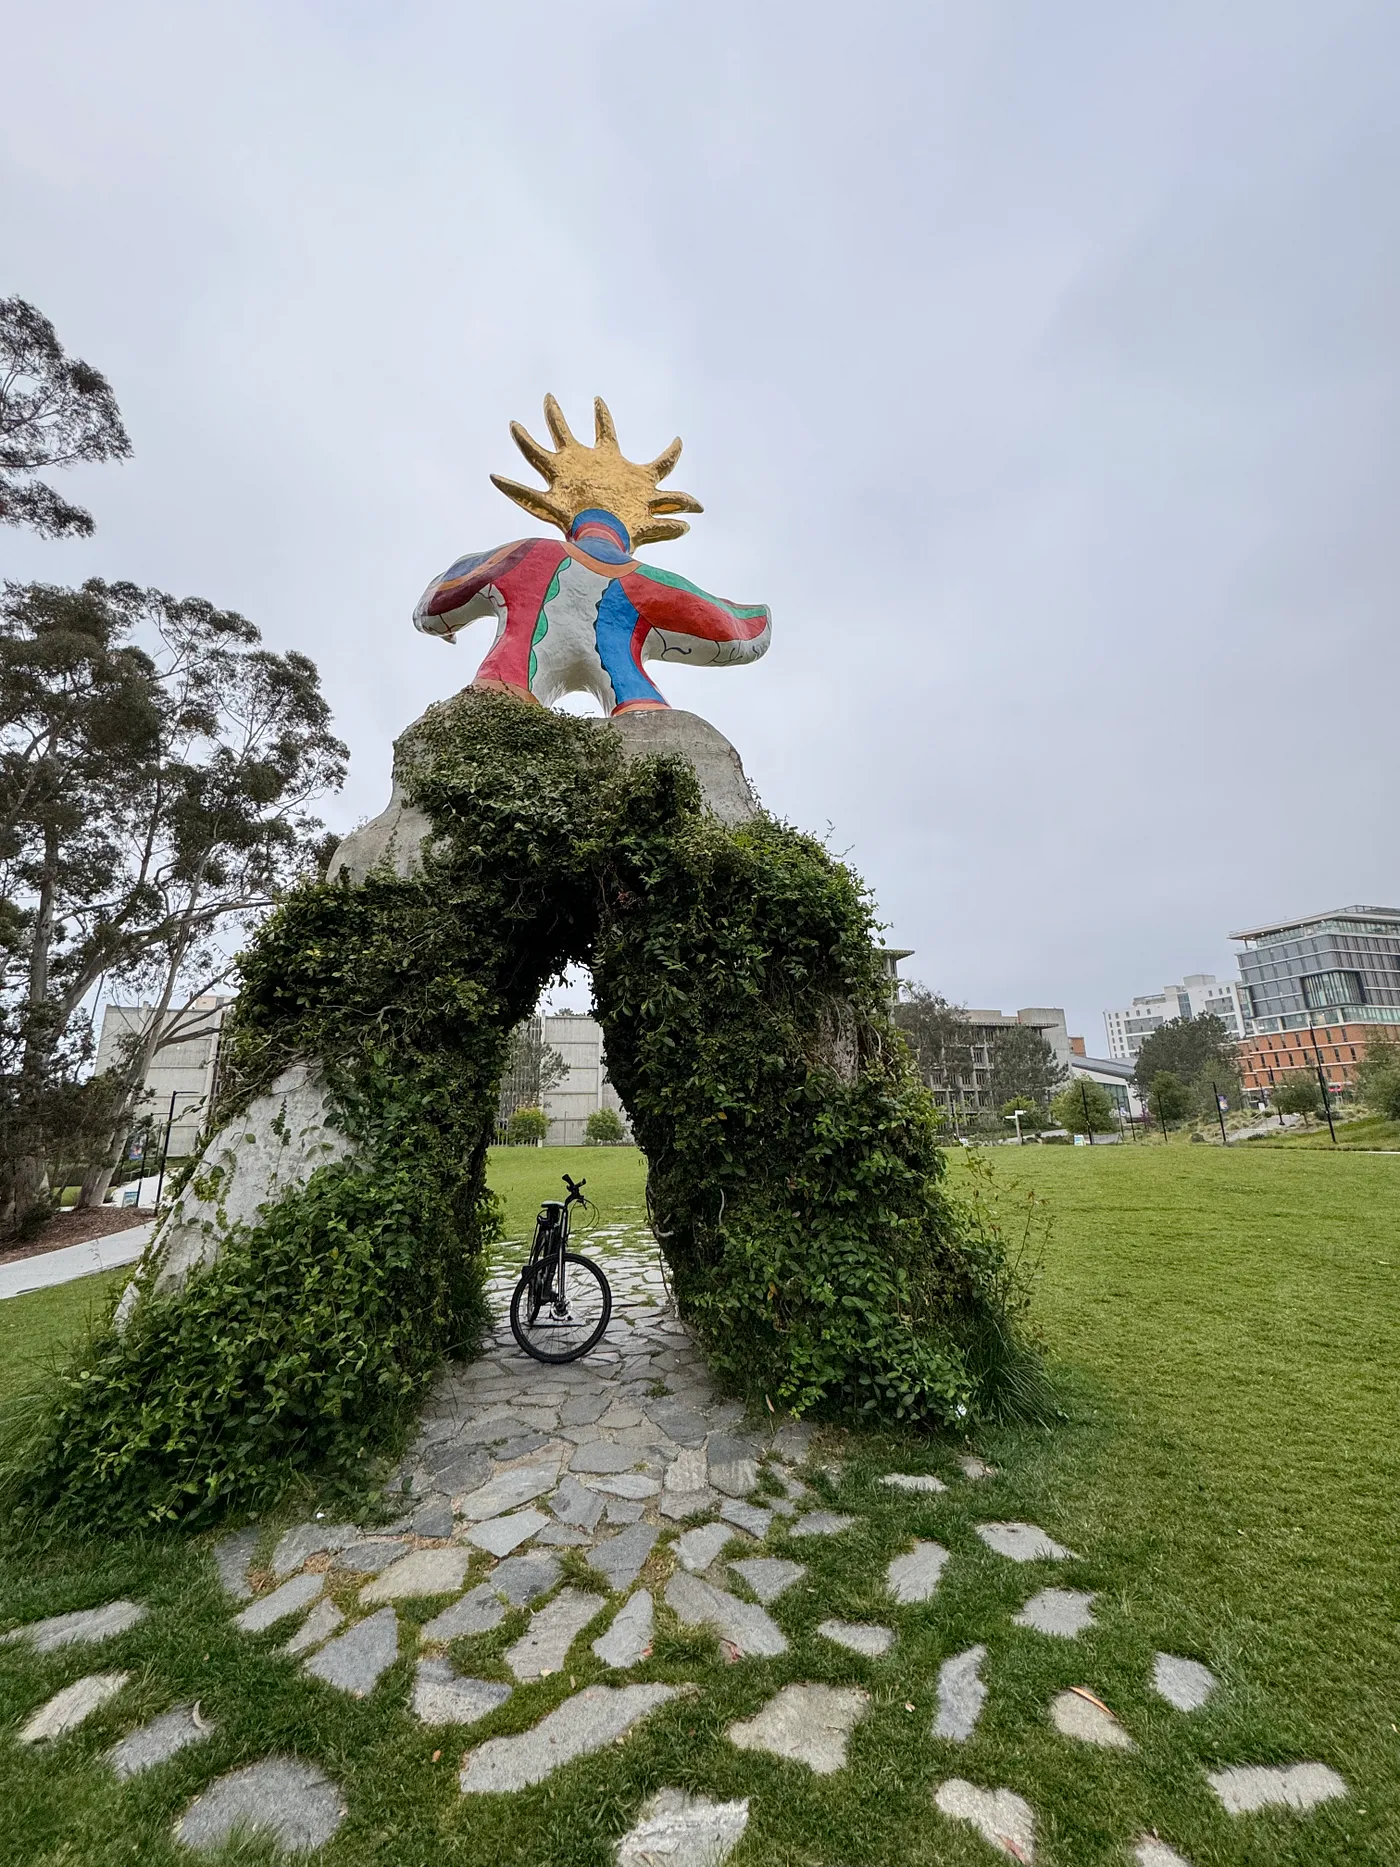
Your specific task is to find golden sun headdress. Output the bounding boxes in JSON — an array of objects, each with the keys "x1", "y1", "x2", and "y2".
[{"x1": 491, "y1": 395, "x2": 702, "y2": 548}]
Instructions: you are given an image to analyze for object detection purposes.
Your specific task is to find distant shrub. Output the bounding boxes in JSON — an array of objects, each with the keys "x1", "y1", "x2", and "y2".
[
  {"x1": 506, "y1": 1106, "x2": 550, "y2": 1146},
  {"x1": 585, "y1": 1107, "x2": 626, "y2": 1146}
]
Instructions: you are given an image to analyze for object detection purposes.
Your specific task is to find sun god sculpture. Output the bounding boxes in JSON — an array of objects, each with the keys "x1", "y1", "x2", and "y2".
[{"x1": 414, "y1": 396, "x2": 771, "y2": 715}]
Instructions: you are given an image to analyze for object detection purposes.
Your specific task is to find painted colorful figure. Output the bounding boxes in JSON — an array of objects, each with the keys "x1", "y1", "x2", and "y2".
[{"x1": 414, "y1": 396, "x2": 771, "y2": 714}]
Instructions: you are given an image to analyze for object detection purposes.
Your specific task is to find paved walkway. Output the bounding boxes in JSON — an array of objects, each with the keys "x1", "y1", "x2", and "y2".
[
  {"x1": 3, "y1": 1222, "x2": 1349, "y2": 1862},
  {"x1": 0, "y1": 1221, "x2": 151, "y2": 1302}
]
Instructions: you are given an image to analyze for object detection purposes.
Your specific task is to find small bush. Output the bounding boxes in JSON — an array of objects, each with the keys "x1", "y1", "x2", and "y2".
[
  {"x1": 506, "y1": 1106, "x2": 550, "y2": 1146},
  {"x1": 1052, "y1": 1079, "x2": 1117, "y2": 1134},
  {"x1": 585, "y1": 1107, "x2": 626, "y2": 1145}
]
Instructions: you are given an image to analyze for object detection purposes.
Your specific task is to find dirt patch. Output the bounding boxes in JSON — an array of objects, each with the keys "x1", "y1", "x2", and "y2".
[{"x1": 0, "y1": 1205, "x2": 150, "y2": 1267}]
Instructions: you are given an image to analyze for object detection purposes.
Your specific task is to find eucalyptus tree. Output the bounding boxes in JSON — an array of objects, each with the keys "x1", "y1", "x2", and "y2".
[
  {"x1": 0, "y1": 578, "x2": 347, "y2": 1221},
  {"x1": 0, "y1": 297, "x2": 131, "y2": 538}
]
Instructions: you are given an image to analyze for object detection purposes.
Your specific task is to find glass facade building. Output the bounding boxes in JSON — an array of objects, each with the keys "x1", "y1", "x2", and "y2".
[{"x1": 1231, "y1": 906, "x2": 1400, "y2": 1034}]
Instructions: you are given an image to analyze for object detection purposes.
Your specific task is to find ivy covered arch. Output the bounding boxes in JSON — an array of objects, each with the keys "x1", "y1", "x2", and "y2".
[{"x1": 15, "y1": 692, "x2": 1044, "y2": 1531}]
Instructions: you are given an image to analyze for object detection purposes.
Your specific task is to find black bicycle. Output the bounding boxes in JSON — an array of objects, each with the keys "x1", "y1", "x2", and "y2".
[{"x1": 508, "y1": 1174, "x2": 613, "y2": 1363}]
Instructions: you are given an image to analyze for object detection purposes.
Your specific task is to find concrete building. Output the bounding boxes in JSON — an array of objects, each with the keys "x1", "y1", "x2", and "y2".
[
  {"x1": 1068, "y1": 1053, "x2": 1144, "y2": 1119},
  {"x1": 926, "y1": 1007, "x2": 1075, "y2": 1118},
  {"x1": 538, "y1": 1013, "x2": 631, "y2": 1146},
  {"x1": 94, "y1": 997, "x2": 230, "y2": 1158},
  {"x1": 1229, "y1": 905, "x2": 1400, "y2": 1098},
  {"x1": 1103, "y1": 975, "x2": 1249, "y2": 1060}
]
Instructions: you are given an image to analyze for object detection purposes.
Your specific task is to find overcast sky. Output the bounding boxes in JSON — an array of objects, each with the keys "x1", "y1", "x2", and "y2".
[{"x1": 5, "y1": 2, "x2": 1397, "y2": 1047}]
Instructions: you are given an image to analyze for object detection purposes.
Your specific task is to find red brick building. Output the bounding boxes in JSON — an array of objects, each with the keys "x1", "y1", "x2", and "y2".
[{"x1": 1237, "y1": 1023, "x2": 1373, "y2": 1096}]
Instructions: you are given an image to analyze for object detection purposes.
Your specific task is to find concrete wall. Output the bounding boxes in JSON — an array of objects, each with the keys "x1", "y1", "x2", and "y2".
[
  {"x1": 95, "y1": 998, "x2": 229, "y2": 1158},
  {"x1": 540, "y1": 1014, "x2": 631, "y2": 1146}
]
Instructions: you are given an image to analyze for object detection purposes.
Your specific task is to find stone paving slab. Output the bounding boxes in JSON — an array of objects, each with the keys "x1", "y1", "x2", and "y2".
[
  {"x1": 19, "y1": 1671, "x2": 129, "y2": 1743},
  {"x1": 459, "y1": 1683, "x2": 681, "y2": 1793},
  {"x1": 720, "y1": 1498, "x2": 771, "y2": 1538},
  {"x1": 360, "y1": 1547, "x2": 472, "y2": 1603},
  {"x1": 334, "y1": 1538, "x2": 410, "y2": 1575},
  {"x1": 272, "y1": 1521, "x2": 356, "y2": 1577},
  {"x1": 282, "y1": 1598, "x2": 345, "y2": 1656},
  {"x1": 617, "y1": 1788, "x2": 750, "y2": 1867},
  {"x1": 175, "y1": 1756, "x2": 346, "y2": 1853},
  {"x1": 707, "y1": 1437, "x2": 759, "y2": 1497},
  {"x1": 1051, "y1": 1687, "x2": 1135, "y2": 1750},
  {"x1": 412, "y1": 1657, "x2": 512, "y2": 1725},
  {"x1": 588, "y1": 1523, "x2": 659, "y2": 1590},
  {"x1": 1206, "y1": 1760, "x2": 1347, "y2": 1814},
  {"x1": 235, "y1": 1571, "x2": 324, "y2": 1633},
  {"x1": 455, "y1": 1466, "x2": 560, "y2": 1520},
  {"x1": 934, "y1": 1778, "x2": 1036, "y2": 1861},
  {"x1": 977, "y1": 1521, "x2": 1075, "y2": 1562},
  {"x1": 676, "y1": 1521, "x2": 734, "y2": 1573},
  {"x1": 788, "y1": 1511, "x2": 855, "y2": 1539},
  {"x1": 1152, "y1": 1652, "x2": 1217, "y2": 1711},
  {"x1": 817, "y1": 1619, "x2": 893, "y2": 1658},
  {"x1": 886, "y1": 1540, "x2": 950, "y2": 1603},
  {"x1": 3, "y1": 1600, "x2": 146, "y2": 1653},
  {"x1": 421, "y1": 1584, "x2": 505, "y2": 1642},
  {"x1": 727, "y1": 1682, "x2": 868, "y2": 1774},
  {"x1": 881, "y1": 1472, "x2": 948, "y2": 1493},
  {"x1": 1014, "y1": 1587, "x2": 1097, "y2": 1637},
  {"x1": 549, "y1": 1474, "x2": 606, "y2": 1529},
  {"x1": 506, "y1": 1589, "x2": 606, "y2": 1680},
  {"x1": 593, "y1": 1589, "x2": 654, "y2": 1668},
  {"x1": 660, "y1": 1488, "x2": 718, "y2": 1520},
  {"x1": 665, "y1": 1573, "x2": 787, "y2": 1659},
  {"x1": 105, "y1": 1703, "x2": 213, "y2": 1779},
  {"x1": 465, "y1": 1508, "x2": 551, "y2": 1556},
  {"x1": 490, "y1": 1553, "x2": 561, "y2": 1606},
  {"x1": 302, "y1": 1606, "x2": 399, "y2": 1696},
  {"x1": 728, "y1": 1557, "x2": 806, "y2": 1604},
  {"x1": 934, "y1": 1644, "x2": 987, "y2": 1741},
  {"x1": 956, "y1": 1455, "x2": 997, "y2": 1480},
  {"x1": 582, "y1": 1471, "x2": 662, "y2": 1500},
  {"x1": 1134, "y1": 1840, "x2": 1192, "y2": 1867},
  {"x1": 212, "y1": 1528, "x2": 259, "y2": 1600}
]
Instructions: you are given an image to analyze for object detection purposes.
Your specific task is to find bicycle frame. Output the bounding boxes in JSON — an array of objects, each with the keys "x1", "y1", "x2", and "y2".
[{"x1": 524, "y1": 1178, "x2": 586, "y2": 1322}]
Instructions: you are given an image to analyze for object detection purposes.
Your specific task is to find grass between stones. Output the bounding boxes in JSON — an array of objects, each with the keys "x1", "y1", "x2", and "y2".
[{"x1": 0, "y1": 1146, "x2": 1396, "y2": 1864}]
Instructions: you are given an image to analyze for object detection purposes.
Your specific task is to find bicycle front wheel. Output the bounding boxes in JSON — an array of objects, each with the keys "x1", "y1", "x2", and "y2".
[{"x1": 509, "y1": 1252, "x2": 612, "y2": 1364}]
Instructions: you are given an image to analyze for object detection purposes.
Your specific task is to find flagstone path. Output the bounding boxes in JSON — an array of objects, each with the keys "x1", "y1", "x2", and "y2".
[{"x1": 2, "y1": 1222, "x2": 1351, "y2": 1862}]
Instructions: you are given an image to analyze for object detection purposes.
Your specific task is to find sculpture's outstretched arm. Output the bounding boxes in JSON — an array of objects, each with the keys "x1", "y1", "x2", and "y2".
[
  {"x1": 619, "y1": 564, "x2": 772, "y2": 669},
  {"x1": 413, "y1": 540, "x2": 540, "y2": 642}
]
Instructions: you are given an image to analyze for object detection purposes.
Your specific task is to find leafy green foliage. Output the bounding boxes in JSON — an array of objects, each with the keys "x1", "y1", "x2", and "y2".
[
  {"x1": 505, "y1": 1106, "x2": 549, "y2": 1145},
  {"x1": 1356, "y1": 1028, "x2": 1400, "y2": 1119},
  {"x1": 1146, "y1": 1070, "x2": 1192, "y2": 1125},
  {"x1": 1274, "y1": 1071, "x2": 1324, "y2": 1119},
  {"x1": 1051, "y1": 1078, "x2": 1118, "y2": 1134},
  {"x1": 1132, "y1": 1012, "x2": 1233, "y2": 1095},
  {"x1": 988, "y1": 1021, "x2": 1065, "y2": 1110},
  {"x1": 584, "y1": 1106, "x2": 625, "y2": 1145},
  {"x1": 12, "y1": 690, "x2": 1047, "y2": 1529}
]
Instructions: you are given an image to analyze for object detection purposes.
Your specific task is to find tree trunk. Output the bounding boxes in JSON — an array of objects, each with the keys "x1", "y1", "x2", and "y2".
[
  {"x1": 11, "y1": 822, "x2": 60, "y2": 1230},
  {"x1": 78, "y1": 1161, "x2": 116, "y2": 1209}
]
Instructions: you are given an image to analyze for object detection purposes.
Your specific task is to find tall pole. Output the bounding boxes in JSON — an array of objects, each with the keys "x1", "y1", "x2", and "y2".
[
  {"x1": 154, "y1": 1089, "x2": 179, "y2": 1211},
  {"x1": 1308, "y1": 1017, "x2": 1338, "y2": 1145},
  {"x1": 1079, "y1": 1080, "x2": 1094, "y2": 1145},
  {"x1": 1212, "y1": 1079, "x2": 1229, "y2": 1146}
]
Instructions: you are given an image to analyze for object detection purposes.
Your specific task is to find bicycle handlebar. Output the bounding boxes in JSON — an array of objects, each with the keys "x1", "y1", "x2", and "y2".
[{"x1": 561, "y1": 1174, "x2": 587, "y2": 1202}]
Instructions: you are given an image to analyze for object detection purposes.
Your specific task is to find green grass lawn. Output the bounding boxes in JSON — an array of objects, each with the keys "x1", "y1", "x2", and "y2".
[
  {"x1": 1, "y1": 1146, "x2": 1396, "y2": 1863},
  {"x1": 485, "y1": 1144, "x2": 648, "y2": 1245}
]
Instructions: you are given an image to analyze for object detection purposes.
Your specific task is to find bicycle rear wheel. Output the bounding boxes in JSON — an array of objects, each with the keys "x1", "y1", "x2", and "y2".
[{"x1": 509, "y1": 1251, "x2": 612, "y2": 1364}]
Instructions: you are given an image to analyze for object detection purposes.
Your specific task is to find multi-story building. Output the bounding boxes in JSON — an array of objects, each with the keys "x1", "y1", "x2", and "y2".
[
  {"x1": 1103, "y1": 975, "x2": 1248, "y2": 1061},
  {"x1": 1230, "y1": 905, "x2": 1400, "y2": 1096},
  {"x1": 924, "y1": 1007, "x2": 1074, "y2": 1117},
  {"x1": 94, "y1": 996, "x2": 230, "y2": 1158}
]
